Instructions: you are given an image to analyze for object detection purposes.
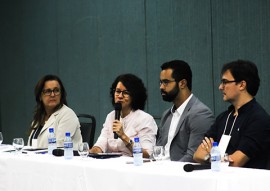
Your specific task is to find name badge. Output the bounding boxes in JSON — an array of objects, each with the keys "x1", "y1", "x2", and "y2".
[{"x1": 218, "y1": 135, "x2": 231, "y2": 156}]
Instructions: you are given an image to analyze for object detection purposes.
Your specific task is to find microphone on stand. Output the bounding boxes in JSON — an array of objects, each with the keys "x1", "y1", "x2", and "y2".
[
  {"x1": 183, "y1": 163, "x2": 211, "y2": 172},
  {"x1": 114, "y1": 103, "x2": 122, "y2": 139}
]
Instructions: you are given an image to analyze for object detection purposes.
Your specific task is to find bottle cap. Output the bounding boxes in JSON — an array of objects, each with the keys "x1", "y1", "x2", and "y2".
[
  {"x1": 65, "y1": 132, "x2": 70, "y2": 137},
  {"x1": 49, "y1": 128, "x2": 54, "y2": 133},
  {"x1": 212, "y1": 142, "x2": 218, "y2": 147},
  {"x1": 134, "y1": 137, "x2": 139, "y2": 142}
]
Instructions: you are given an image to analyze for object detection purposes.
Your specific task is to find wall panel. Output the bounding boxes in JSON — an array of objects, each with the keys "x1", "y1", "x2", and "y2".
[
  {"x1": 211, "y1": 0, "x2": 270, "y2": 115},
  {"x1": 146, "y1": 0, "x2": 213, "y2": 118},
  {"x1": 1, "y1": 0, "x2": 270, "y2": 144}
]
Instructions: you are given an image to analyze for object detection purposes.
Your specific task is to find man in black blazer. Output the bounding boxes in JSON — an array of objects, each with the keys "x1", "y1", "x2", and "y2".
[{"x1": 156, "y1": 60, "x2": 215, "y2": 162}]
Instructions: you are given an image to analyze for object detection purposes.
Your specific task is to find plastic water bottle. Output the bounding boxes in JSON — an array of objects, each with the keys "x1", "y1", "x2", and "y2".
[
  {"x1": 133, "y1": 137, "x2": 143, "y2": 166},
  {"x1": 64, "y1": 132, "x2": 73, "y2": 159},
  {"x1": 210, "y1": 142, "x2": 221, "y2": 172},
  {"x1": 48, "y1": 128, "x2": 57, "y2": 155}
]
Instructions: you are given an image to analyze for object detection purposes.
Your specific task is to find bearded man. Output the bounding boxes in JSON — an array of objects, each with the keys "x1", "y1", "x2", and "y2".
[{"x1": 156, "y1": 60, "x2": 214, "y2": 162}]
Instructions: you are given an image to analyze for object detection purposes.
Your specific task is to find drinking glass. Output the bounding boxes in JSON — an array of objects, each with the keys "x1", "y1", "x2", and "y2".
[
  {"x1": 221, "y1": 153, "x2": 230, "y2": 170},
  {"x1": 0, "y1": 132, "x2": 3, "y2": 145},
  {"x1": 78, "y1": 142, "x2": 89, "y2": 159},
  {"x1": 153, "y1": 146, "x2": 164, "y2": 161},
  {"x1": 13, "y1": 138, "x2": 24, "y2": 154}
]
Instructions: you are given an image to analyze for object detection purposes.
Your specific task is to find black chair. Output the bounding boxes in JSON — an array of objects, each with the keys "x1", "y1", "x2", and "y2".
[
  {"x1": 77, "y1": 114, "x2": 96, "y2": 148},
  {"x1": 267, "y1": 151, "x2": 270, "y2": 170}
]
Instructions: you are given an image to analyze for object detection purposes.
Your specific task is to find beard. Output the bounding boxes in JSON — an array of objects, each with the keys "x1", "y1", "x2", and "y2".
[{"x1": 161, "y1": 85, "x2": 179, "y2": 102}]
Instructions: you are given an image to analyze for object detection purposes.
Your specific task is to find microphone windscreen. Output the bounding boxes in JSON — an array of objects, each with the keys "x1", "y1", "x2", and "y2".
[
  {"x1": 114, "y1": 102, "x2": 122, "y2": 130},
  {"x1": 183, "y1": 164, "x2": 194, "y2": 172},
  {"x1": 114, "y1": 103, "x2": 122, "y2": 139},
  {"x1": 52, "y1": 149, "x2": 80, "y2": 156},
  {"x1": 52, "y1": 149, "x2": 64, "y2": 156},
  {"x1": 114, "y1": 102, "x2": 122, "y2": 111}
]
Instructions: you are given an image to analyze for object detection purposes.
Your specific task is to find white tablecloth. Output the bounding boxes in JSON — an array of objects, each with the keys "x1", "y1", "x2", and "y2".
[{"x1": 1, "y1": 152, "x2": 270, "y2": 191}]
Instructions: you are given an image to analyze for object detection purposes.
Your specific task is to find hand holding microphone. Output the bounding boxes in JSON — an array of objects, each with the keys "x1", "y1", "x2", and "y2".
[{"x1": 114, "y1": 103, "x2": 122, "y2": 139}]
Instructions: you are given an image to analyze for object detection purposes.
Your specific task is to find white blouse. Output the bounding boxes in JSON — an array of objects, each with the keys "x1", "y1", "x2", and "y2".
[{"x1": 94, "y1": 109, "x2": 157, "y2": 156}]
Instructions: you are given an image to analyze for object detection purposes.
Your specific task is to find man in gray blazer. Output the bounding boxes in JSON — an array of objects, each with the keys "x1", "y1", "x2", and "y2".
[{"x1": 156, "y1": 60, "x2": 215, "y2": 162}]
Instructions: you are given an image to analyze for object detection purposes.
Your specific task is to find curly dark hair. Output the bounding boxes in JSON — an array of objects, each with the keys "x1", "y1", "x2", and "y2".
[
  {"x1": 110, "y1": 73, "x2": 147, "y2": 110},
  {"x1": 31, "y1": 74, "x2": 67, "y2": 130}
]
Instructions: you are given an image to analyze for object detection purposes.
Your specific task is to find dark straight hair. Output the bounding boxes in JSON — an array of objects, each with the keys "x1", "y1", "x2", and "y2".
[
  {"x1": 31, "y1": 74, "x2": 67, "y2": 130},
  {"x1": 161, "y1": 60, "x2": 192, "y2": 91},
  {"x1": 221, "y1": 60, "x2": 260, "y2": 96}
]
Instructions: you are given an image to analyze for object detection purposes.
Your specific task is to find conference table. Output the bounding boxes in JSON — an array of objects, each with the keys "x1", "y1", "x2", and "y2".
[{"x1": 1, "y1": 148, "x2": 270, "y2": 191}]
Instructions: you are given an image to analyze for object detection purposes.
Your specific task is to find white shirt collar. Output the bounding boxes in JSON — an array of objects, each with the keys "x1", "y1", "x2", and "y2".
[{"x1": 170, "y1": 94, "x2": 193, "y2": 116}]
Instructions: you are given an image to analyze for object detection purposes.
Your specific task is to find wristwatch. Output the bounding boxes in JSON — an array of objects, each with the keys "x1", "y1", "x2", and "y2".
[{"x1": 126, "y1": 139, "x2": 133, "y2": 148}]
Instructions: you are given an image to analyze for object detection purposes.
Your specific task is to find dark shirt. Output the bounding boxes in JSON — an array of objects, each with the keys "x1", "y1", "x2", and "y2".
[
  {"x1": 29, "y1": 125, "x2": 43, "y2": 146},
  {"x1": 206, "y1": 99, "x2": 270, "y2": 169}
]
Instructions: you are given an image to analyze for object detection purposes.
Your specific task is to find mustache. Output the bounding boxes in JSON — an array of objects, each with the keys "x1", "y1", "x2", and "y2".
[{"x1": 160, "y1": 90, "x2": 167, "y2": 94}]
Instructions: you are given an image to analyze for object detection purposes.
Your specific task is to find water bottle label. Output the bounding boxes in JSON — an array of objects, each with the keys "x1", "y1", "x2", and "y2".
[
  {"x1": 48, "y1": 138, "x2": 56, "y2": 144},
  {"x1": 64, "y1": 142, "x2": 73, "y2": 149},
  {"x1": 211, "y1": 155, "x2": 221, "y2": 162},
  {"x1": 133, "y1": 147, "x2": 142, "y2": 154}
]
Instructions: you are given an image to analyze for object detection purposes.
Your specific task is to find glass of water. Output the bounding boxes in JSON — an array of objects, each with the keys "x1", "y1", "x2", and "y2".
[
  {"x1": 221, "y1": 153, "x2": 230, "y2": 170},
  {"x1": 13, "y1": 138, "x2": 24, "y2": 154},
  {"x1": 78, "y1": 142, "x2": 89, "y2": 159},
  {"x1": 153, "y1": 146, "x2": 164, "y2": 161}
]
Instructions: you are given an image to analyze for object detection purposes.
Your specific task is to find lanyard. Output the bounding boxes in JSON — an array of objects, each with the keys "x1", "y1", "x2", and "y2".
[{"x1": 222, "y1": 111, "x2": 238, "y2": 136}]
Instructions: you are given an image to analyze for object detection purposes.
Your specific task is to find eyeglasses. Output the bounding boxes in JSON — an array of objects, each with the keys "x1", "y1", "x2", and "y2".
[
  {"x1": 114, "y1": 89, "x2": 130, "y2": 97},
  {"x1": 42, "y1": 88, "x2": 61, "y2": 96},
  {"x1": 159, "y1": 79, "x2": 175, "y2": 87},
  {"x1": 220, "y1": 79, "x2": 237, "y2": 86}
]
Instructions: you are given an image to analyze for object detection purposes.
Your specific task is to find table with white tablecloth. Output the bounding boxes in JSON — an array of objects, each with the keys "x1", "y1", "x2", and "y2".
[{"x1": 0, "y1": 151, "x2": 270, "y2": 191}]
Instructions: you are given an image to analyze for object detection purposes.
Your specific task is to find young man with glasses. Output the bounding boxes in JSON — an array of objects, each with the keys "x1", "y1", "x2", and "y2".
[
  {"x1": 194, "y1": 60, "x2": 270, "y2": 169},
  {"x1": 156, "y1": 60, "x2": 215, "y2": 162}
]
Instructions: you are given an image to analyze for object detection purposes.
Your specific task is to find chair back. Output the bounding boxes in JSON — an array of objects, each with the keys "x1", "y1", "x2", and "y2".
[
  {"x1": 267, "y1": 151, "x2": 270, "y2": 170},
  {"x1": 77, "y1": 114, "x2": 96, "y2": 148}
]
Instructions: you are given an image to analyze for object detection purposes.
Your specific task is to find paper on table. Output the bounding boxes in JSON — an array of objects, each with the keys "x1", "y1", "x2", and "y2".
[
  {"x1": 88, "y1": 153, "x2": 122, "y2": 159},
  {"x1": 0, "y1": 144, "x2": 15, "y2": 152},
  {"x1": 22, "y1": 146, "x2": 48, "y2": 154}
]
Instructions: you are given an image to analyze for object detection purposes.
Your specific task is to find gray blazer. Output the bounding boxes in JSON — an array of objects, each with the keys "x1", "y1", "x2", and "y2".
[{"x1": 157, "y1": 95, "x2": 215, "y2": 162}]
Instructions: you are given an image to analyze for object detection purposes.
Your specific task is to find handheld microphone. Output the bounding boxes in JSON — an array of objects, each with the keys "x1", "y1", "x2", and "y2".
[
  {"x1": 183, "y1": 163, "x2": 211, "y2": 172},
  {"x1": 52, "y1": 149, "x2": 80, "y2": 156},
  {"x1": 52, "y1": 149, "x2": 64, "y2": 156},
  {"x1": 114, "y1": 102, "x2": 122, "y2": 139}
]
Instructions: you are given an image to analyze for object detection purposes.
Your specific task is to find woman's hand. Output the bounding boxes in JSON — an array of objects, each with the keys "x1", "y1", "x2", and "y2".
[
  {"x1": 89, "y1": 146, "x2": 102, "y2": 153},
  {"x1": 112, "y1": 120, "x2": 124, "y2": 137}
]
